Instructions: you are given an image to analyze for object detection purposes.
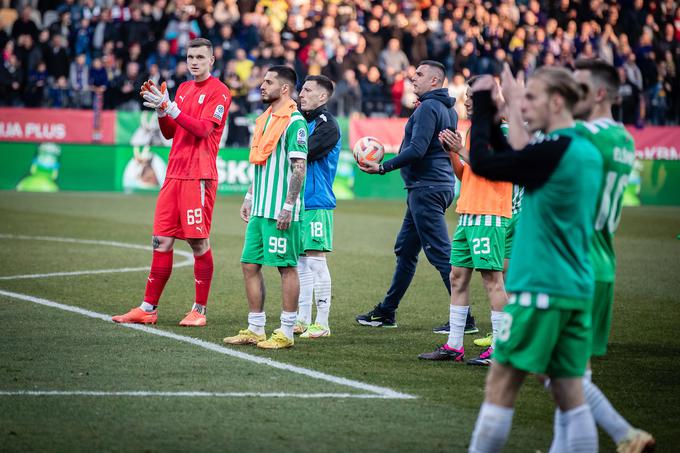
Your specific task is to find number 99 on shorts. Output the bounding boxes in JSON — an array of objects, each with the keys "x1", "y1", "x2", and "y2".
[{"x1": 268, "y1": 237, "x2": 287, "y2": 254}]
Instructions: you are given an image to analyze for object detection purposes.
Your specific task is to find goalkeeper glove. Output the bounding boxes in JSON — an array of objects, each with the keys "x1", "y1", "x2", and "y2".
[{"x1": 140, "y1": 80, "x2": 180, "y2": 119}]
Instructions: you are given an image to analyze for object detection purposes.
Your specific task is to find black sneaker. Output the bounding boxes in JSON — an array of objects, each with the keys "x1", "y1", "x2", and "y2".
[
  {"x1": 418, "y1": 344, "x2": 465, "y2": 361},
  {"x1": 356, "y1": 304, "x2": 397, "y2": 328},
  {"x1": 432, "y1": 317, "x2": 479, "y2": 335},
  {"x1": 465, "y1": 315, "x2": 479, "y2": 335},
  {"x1": 432, "y1": 321, "x2": 450, "y2": 334}
]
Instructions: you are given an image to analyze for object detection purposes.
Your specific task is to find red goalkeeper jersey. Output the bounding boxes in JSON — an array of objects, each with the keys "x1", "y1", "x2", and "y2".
[{"x1": 163, "y1": 76, "x2": 231, "y2": 180}]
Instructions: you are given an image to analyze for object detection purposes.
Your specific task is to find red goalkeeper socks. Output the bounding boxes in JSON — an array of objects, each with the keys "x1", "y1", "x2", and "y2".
[
  {"x1": 193, "y1": 248, "x2": 213, "y2": 307},
  {"x1": 143, "y1": 250, "x2": 173, "y2": 305}
]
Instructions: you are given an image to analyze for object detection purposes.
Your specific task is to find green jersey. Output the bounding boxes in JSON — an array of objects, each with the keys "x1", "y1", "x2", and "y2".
[
  {"x1": 505, "y1": 128, "x2": 603, "y2": 306},
  {"x1": 251, "y1": 111, "x2": 308, "y2": 221},
  {"x1": 576, "y1": 119, "x2": 635, "y2": 282}
]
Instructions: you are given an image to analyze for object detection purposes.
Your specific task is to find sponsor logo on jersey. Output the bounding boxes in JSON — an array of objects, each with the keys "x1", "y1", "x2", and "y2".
[
  {"x1": 198, "y1": 94, "x2": 205, "y2": 104},
  {"x1": 178, "y1": 95, "x2": 185, "y2": 102},
  {"x1": 297, "y1": 128, "x2": 307, "y2": 145},
  {"x1": 213, "y1": 105, "x2": 225, "y2": 121}
]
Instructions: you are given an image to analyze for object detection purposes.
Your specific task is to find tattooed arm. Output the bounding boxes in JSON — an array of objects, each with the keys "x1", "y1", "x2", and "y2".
[{"x1": 277, "y1": 158, "x2": 306, "y2": 230}]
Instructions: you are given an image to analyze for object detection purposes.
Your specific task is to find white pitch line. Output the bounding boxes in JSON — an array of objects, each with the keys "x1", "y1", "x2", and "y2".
[
  {"x1": 0, "y1": 289, "x2": 416, "y2": 400},
  {"x1": 0, "y1": 234, "x2": 193, "y2": 280},
  {"x1": 0, "y1": 390, "x2": 400, "y2": 399}
]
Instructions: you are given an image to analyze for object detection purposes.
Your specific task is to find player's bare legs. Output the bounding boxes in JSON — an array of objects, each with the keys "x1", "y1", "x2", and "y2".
[
  {"x1": 153, "y1": 235, "x2": 175, "y2": 252},
  {"x1": 242, "y1": 263, "x2": 265, "y2": 312},
  {"x1": 279, "y1": 265, "x2": 300, "y2": 313},
  {"x1": 223, "y1": 262, "x2": 268, "y2": 345},
  {"x1": 186, "y1": 237, "x2": 209, "y2": 255}
]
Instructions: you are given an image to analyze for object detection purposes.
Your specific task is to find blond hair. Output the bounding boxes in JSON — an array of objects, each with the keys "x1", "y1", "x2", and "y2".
[{"x1": 531, "y1": 67, "x2": 586, "y2": 111}]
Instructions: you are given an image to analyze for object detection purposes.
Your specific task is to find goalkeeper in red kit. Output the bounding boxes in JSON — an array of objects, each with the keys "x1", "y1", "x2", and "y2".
[{"x1": 112, "y1": 38, "x2": 231, "y2": 327}]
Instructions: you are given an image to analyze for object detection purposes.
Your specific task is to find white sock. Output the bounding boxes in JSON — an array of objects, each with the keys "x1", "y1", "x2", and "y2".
[
  {"x1": 548, "y1": 409, "x2": 567, "y2": 453},
  {"x1": 469, "y1": 402, "x2": 514, "y2": 453},
  {"x1": 140, "y1": 301, "x2": 157, "y2": 312},
  {"x1": 584, "y1": 377, "x2": 631, "y2": 443},
  {"x1": 309, "y1": 257, "x2": 331, "y2": 328},
  {"x1": 280, "y1": 311, "x2": 297, "y2": 339},
  {"x1": 563, "y1": 404, "x2": 598, "y2": 453},
  {"x1": 447, "y1": 305, "x2": 468, "y2": 350},
  {"x1": 296, "y1": 256, "x2": 314, "y2": 325},
  {"x1": 490, "y1": 310, "x2": 504, "y2": 349},
  {"x1": 247, "y1": 312, "x2": 266, "y2": 335}
]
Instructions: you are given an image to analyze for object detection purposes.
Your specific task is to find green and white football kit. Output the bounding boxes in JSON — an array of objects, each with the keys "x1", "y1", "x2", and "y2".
[
  {"x1": 576, "y1": 118, "x2": 635, "y2": 356},
  {"x1": 241, "y1": 111, "x2": 308, "y2": 267},
  {"x1": 469, "y1": 91, "x2": 603, "y2": 378}
]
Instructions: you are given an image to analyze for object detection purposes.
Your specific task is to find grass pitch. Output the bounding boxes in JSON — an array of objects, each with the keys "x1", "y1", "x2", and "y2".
[{"x1": 0, "y1": 192, "x2": 678, "y2": 452}]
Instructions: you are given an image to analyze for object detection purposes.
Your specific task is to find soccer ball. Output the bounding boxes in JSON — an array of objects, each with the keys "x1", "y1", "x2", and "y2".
[{"x1": 353, "y1": 136, "x2": 385, "y2": 165}]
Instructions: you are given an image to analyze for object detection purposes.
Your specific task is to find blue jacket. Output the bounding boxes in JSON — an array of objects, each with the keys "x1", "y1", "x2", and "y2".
[
  {"x1": 382, "y1": 88, "x2": 457, "y2": 189},
  {"x1": 303, "y1": 105, "x2": 341, "y2": 210}
]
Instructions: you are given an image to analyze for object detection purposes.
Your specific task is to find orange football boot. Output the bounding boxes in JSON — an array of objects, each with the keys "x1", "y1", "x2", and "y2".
[
  {"x1": 111, "y1": 307, "x2": 157, "y2": 324},
  {"x1": 179, "y1": 309, "x2": 206, "y2": 327}
]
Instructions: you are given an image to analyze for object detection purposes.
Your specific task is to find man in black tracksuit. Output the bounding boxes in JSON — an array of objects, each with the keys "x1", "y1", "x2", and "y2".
[{"x1": 356, "y1": 60, "x2": 476, "y2": 331}]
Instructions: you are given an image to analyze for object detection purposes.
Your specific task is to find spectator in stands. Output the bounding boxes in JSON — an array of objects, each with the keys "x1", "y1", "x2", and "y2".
[
  {"x1": 360, "y1": 65, "x2": 389, "y2": 117},
  {"x1": 25, "y1": 61, "x2": 48, "y2": 107},
  {"x1": 11, "y1": 6, "x2": 39, "y2": 41},
  {"x1": 233, "y1": 48, "x2": 253, "y2": 85},
  {"x1": 333, "y1": 68, "x2": 361, "y2": 117},
  {"x1": 48, "y1": 76, "x2": 70, "y2": 108},
  {"x1": 1, "y1": 0, "x2": 679, "y2": 126},
  {"x1": 49, "y1": 11, "x2": 72, "y2": 43},
  {"x1": 90, "y1": 57, "x2": 108, "y2": 91},
  {"x1": 45, "y1": 34, "x2": 69, "y2": 81},
  {"x1": 0, "y1": 53, "x2": 23, "y2": 106},
  {"x1": 379, "y1": 38, "x2": 409, "y2": 84},
  {"x1": 164, "y1": 10, "x2": 200, "y2": 57},
  {"x1": 16, "y1": 34, "x2": 42, "y2": 84},
  {"x1": 112, "y1": 60, "x2": 143, "y2": 111},
  {"x1": 124, "y1": 7, "x2": 151, "y2": 47},
  {"x1": 69, "y1": 53, "x2": 90, "y2": 108},
  {"x1": 217, "y1": 24, "x2": 239, "y2": 62},
  {"x1": 147, "y1": 39, "x2": 175, "y2": 81},
  {"x1": 72, "y1": 18, "x2": 93, "y2": 59}
]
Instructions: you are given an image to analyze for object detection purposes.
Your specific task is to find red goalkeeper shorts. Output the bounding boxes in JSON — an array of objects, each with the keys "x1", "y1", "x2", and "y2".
[{"x1": 153, "y1": 178, "x2": 217, "y2": 240}]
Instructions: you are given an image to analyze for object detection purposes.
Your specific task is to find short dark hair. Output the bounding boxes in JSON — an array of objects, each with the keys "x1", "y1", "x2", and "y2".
[
  {"x1": 188, "y1": 38, "x2": 213, "y2": 52},
  {"x1": 304, "y1": 75, "x2": 334, "y2": 97},
  {"x1": 574, "y1": 58, "x2": 620, "y2": 102},
  {"x1": 268, "y1": 65, "x2": 298, "y2": 90},
  {"x1": 467, "y1": 75, "x2": 481, "y2": 86},
  {"x1": 419, "y1": 60, "x2": 446, "y2": 80}
]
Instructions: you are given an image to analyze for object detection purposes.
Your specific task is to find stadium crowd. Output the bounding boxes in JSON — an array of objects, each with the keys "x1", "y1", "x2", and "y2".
[{"x1": 1, "y1": 0, "x2": 679, "y2": 126}]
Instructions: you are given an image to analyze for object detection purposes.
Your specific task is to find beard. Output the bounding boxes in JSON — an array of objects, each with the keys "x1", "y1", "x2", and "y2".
[{"x1": 262, "y1": 91, "x2": 280, "y2": 104}]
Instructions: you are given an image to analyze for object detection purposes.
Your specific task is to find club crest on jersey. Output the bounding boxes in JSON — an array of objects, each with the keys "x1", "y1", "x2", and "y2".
[
  {"x1": 297, "y1": 128, "x2": 307, "y2": 145},
  {"x1": 198, "y1": 94, "x2": 206, "y2": 104},
  {"x1": 213, "y1": 105, "x2": 224, "y2": 121}
]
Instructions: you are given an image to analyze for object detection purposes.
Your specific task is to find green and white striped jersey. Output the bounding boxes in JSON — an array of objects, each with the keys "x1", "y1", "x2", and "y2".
[{"x1": 251, "y1": 111, "x2": 308, "y2": 220}]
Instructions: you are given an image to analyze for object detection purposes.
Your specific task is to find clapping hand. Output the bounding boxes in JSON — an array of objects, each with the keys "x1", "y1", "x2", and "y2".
[
  {"x1": 140, "y1": 80, "x2": 179, "y2": 118},
  {"x1": 439, "y1": 129, "x2": 463, "y2": 154}
]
